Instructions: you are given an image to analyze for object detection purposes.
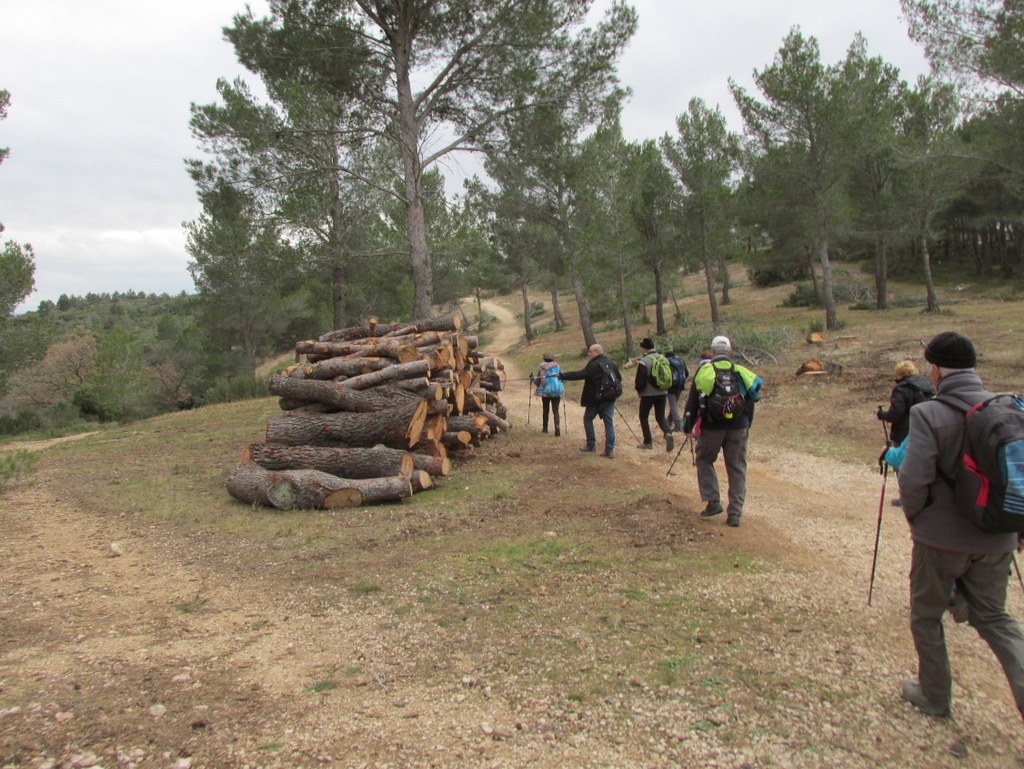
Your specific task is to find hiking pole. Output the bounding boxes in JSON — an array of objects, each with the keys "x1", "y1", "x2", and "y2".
[
  {"x1": 614, "y1": 405, "x2": 641, "y2": 443},
  {"x1": 1013, "y1": 553, "x2": 1024, "y2": 597},
  {"x1": 868, "y1": 461, "x2": 889, "y2": 607},
  {"x1": 665, "y1": 433, "x2": 692, "y2": 477}
]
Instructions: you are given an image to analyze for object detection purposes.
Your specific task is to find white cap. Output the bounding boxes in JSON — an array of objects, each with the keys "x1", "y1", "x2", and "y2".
[{"x1": 711, "y1": 335, "x2": 731, "y2": 353}]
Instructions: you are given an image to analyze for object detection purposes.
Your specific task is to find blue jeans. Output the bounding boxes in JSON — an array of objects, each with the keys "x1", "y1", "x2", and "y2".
[{"x1": 583, "y1": 401, "x2": 615, "y2": 452}]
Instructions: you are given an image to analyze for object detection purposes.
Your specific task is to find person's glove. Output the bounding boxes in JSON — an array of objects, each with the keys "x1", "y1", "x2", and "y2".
[
  {"x1": 529, "y1": 373, "x2": 538, "y2": 385},
  {"x1": 876, "y1": 405, "x2": 886, "y2": 420},
  {"x1": 878, "y1": 446, "x2": 889, "y2": 472}
]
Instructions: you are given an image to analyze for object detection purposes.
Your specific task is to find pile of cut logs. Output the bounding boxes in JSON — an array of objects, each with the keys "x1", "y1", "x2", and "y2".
[{"x1": 226, "y1": 313, "x2": 509, "y2": 510}]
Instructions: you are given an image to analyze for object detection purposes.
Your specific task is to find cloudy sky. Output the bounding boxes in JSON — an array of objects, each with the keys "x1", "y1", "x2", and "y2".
[{"x1": 1, "y1": 1, "x2": 931, "y2": 312}]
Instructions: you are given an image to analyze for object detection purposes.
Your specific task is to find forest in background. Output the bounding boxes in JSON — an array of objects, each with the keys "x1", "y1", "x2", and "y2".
[{"x1": 1, "y1": 0, "x2": 1022, "y2": 436}]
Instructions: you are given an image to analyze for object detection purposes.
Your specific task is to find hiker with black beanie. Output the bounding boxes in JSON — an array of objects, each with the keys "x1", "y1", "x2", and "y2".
[{"x1": 895, "y1": 330, "x2": 1024, "y2": 720}]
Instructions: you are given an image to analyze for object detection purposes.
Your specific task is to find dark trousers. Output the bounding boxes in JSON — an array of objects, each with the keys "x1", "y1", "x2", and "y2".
[
  {"x1": 638, "y1": 394, "x2": 671, "y2": 445},
  {"x1": 541, "y1": 397, "x2": 561, "y2": 432},
  {"x1": 910, "y1": 542, "x2": 1024, "y2": 714}
]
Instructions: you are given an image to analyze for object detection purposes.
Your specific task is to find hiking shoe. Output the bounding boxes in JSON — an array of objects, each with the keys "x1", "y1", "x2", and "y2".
[
  {"x1": 602, "y1": 449, "x2": 614, "y2": 459},
  {"x1": 554, "y1": 428, "x2": 561, "y2": 437},
  {"x1": 901, "y1": 680, "x2": 950, "y2": 718},
  {"x1": 580, "y1": 444, "x2": 596, "y2": 453},
  {"x1": 636, "y1": 443, "x2": 653, "y2": 450},
  {"x1": 727, "y1": 515, "x2": 740, "y2": 527},
  {"x1": 700, "y1": 501, "x2": 724, "y2": 518},
  {"x1": 665, "y1": 433, "x2": 674, "y2": 453}
]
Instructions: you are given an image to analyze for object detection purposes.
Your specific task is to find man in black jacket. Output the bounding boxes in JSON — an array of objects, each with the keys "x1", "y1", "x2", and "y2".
[{"x1": 558, "y1": 343, "x2": 619, "y2": 459}]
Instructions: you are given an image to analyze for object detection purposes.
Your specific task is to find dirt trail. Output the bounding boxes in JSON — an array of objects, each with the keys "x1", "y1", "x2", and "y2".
[{"x1": 2, "y1": 302, "x2": 1023, "y2": 769}]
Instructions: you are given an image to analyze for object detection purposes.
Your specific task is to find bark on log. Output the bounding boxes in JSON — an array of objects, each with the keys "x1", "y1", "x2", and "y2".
[
  {"x1": 448, "y1": 414, "x2": 489, "y2": 437},
  {"x1": 319, "y1": 319, "x2": 407, "y2": 342},
  {"x1": 269, "y1": 374, "x2": 420, "y2": 412},
  {"x1": 404, "y1": 313, "x2": 462, "y2": 334},
  {"x1": 297, "y1": 356, "x2": 391, "y2": 381},
  {"x1": 296, "y1": 339, "x2": 419, "y2": 363},
  {"x1": 338, "y1": 474, "x2": 414, "y2": 504},
  {"x1": 245, "y1": 443, "x2": 414, "y2": 478},
  {"x1": 277, "y1": 399, "x2": 336, "y2": 413},
  {"x1": 410, "y1": 453, "x2": 451, "y2": 477},
  {"x1": 265, "y1": 399, "x2": 427, "y2": 449},
  {"x1": 227, "y1": 464, "x2": 364, "y2": 509},
  {"x1": 410, "y1": 470, "x2": 433, "y2": 493},
  {"x1": 338, "y1": 359, "x2": 430, "y2": 390},
  {"x1": 474, "y1": 409, "x2": 512, "y2": 433},
  {"x1": 441, "y1": 430, "x2": 472, "y2": 449}
]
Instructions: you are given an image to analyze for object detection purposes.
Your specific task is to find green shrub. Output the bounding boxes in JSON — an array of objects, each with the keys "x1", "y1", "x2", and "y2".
[
  {"x1": 205, "y1": 375, "x2": 271, "y2": 404},
  {"x1": 782, "y1": 282, "x2": 819, "y2": 308},
  {"x1": 0, "y1": 450, "x2": 38, "y2": 492}
]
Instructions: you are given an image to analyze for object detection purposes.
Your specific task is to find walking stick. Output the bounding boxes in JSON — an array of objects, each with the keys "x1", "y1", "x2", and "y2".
[
  {"x1": 1013, "y1": 553, "x2": 1024, "y2": 597},
  {"x1": 527, "y1": 381, "x2": 533, "y2": 426},
  {"x1": 868, "y1": 461, "x2": 889, "y2": 606},
  {"x1": 614, "y1": 405, "x2": 642, "y2": 444},
  {"x1": 665, "y1": 433, "x2": 692, "y2": 477}
]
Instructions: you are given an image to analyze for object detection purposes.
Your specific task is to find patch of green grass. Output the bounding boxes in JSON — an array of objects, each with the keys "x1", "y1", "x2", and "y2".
[
  {"x1": 348, "y1": 578, "x2": 382, "y2": 596},
  {"x1": 473, "y1": 537, "x2": 574, "y2": 570},
  {"x1": 172, "y1": 595, "x2": 208, "y2": 614},
  {"x1": 309, "y1": 678, "x2": 339, "y2": 693}
]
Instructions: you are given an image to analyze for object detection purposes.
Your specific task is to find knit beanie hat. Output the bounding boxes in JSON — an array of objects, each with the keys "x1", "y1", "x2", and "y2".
[
  {"x1": 639, "y1": 338, "x2": 655, "y2": 350},
  {"x1": 711, "y1": 335, "x2": 731, "y2": 354},
  {"x1": 543, "y1": 353, "x2": 554, "y2": 362},
  {"x1": 923, "y1": 331, "x2": 976, "y2": 369}
]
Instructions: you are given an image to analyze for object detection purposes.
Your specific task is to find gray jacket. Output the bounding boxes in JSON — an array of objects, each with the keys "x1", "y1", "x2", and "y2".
[{"x1": 898, "y1": 369, "x2": 1018, "y2": 554}]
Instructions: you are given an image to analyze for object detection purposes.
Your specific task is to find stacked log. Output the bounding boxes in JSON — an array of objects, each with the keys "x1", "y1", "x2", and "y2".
[{"x1": 227, "y1": 313, "x2": 508, "y2": 510}]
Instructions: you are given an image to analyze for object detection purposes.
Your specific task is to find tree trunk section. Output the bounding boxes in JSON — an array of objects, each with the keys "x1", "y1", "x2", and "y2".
[
  {"x1": 265, "y1": 400, "x2": 427, "y2": 449},
  {"x1": 245, "y1": 443, "x2": 414, "y2": 479}
]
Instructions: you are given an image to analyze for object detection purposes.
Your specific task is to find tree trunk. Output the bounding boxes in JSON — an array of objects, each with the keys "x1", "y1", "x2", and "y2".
[
  {"x1": 921, "y1": 233, "x2": 940, "y2": 313},
  {"x1": 818, "y1": 235, "x2": 839, "y2": 331},
  {"x1": 550, "y1": 285, "x2": 566, "y2": 331},
  {"x1": 227, "y1": 464, "x2": 364, "y2": 509},
  {"x1": 265, "y1": 400, "x2": 427, "y2": 448},
  {"x1": 295, "y1": 338, "x2": 419, "y2": 363},
  {"x1": 335, "y1": 360, "x2": 431, "y2": 390},
  {"x1": 410, "y1": 453, "x2": 451, "y2": 477},
  {"x1": 617, "y1": 264, "x2": 634, "y2": 358},
  {"x1": 268, "y1": 375, "x2": 421, "y2": 412},
  {"x1": 700, "y1": 214, "x2": 720, "y2": 329},
  {"x1": 245, "y1": 443, "x2": 415, "y2": 479},
  {"x1": 717, "y1": 253, "x2": 731, "y2": 306},
  {"x1": 297, "y1": 356, "x2": 392, "y2": 381},
  {"x1": 332, "y1": 262, "x2": 348, "y2": 331},
  {"x1": 520, "y1": 281, "x2": 534, "y2": 341},
  {"x1": 570, "y1": 268, "x2": 596, "y2": 349},
  {"x1": 653, "y1": 263, "x2": 666, "y2": 335},
  {"x1": 874, "y1": 236, "x2": 888, "y2": 310}
]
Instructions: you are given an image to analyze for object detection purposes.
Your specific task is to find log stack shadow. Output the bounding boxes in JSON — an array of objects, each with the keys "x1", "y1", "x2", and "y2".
[{"x1": 227, "y1": 313, "x2": 508, "y2": 510}]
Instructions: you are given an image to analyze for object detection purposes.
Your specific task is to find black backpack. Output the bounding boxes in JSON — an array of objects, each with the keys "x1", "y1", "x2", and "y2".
[
  {"x1": 936, "y1": 394, "x2": 1024, "y2": 533},
  {"x1": 702, "y1": 362, "x2": 746, "y2": 424},
  {"x1": 593, "y1": 358, "x2": 622, "y2": 402}
]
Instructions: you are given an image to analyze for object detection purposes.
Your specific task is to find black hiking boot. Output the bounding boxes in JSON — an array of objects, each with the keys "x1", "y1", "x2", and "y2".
[
  {"x1": 700, "y1": 501, "x2": 724, "y2": 518},
  {"x1": 727, "y1": 515, "x2": 740, "y2": 527}
]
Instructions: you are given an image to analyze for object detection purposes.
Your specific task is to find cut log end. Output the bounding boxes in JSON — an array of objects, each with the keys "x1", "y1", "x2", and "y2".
[{"x1": 324, "y1": 488, "x2": 364, "y2": 508}]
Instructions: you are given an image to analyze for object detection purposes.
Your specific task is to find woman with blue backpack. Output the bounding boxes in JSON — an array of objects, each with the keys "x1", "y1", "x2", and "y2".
[{"x1": 532, "y1": 353, "x2": 565, "y2": 436}]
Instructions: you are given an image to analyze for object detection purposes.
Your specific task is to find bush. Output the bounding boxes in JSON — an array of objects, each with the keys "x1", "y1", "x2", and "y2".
[
  {"x1": 204, "y1": 375, "x2": 271, "y2": 404},
  {"x1": 782, "y1": 282, "x2": 820, "y2": 308},
  {"x1": 0, "y1": 450, "x2": 38, "y2": 492}
]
